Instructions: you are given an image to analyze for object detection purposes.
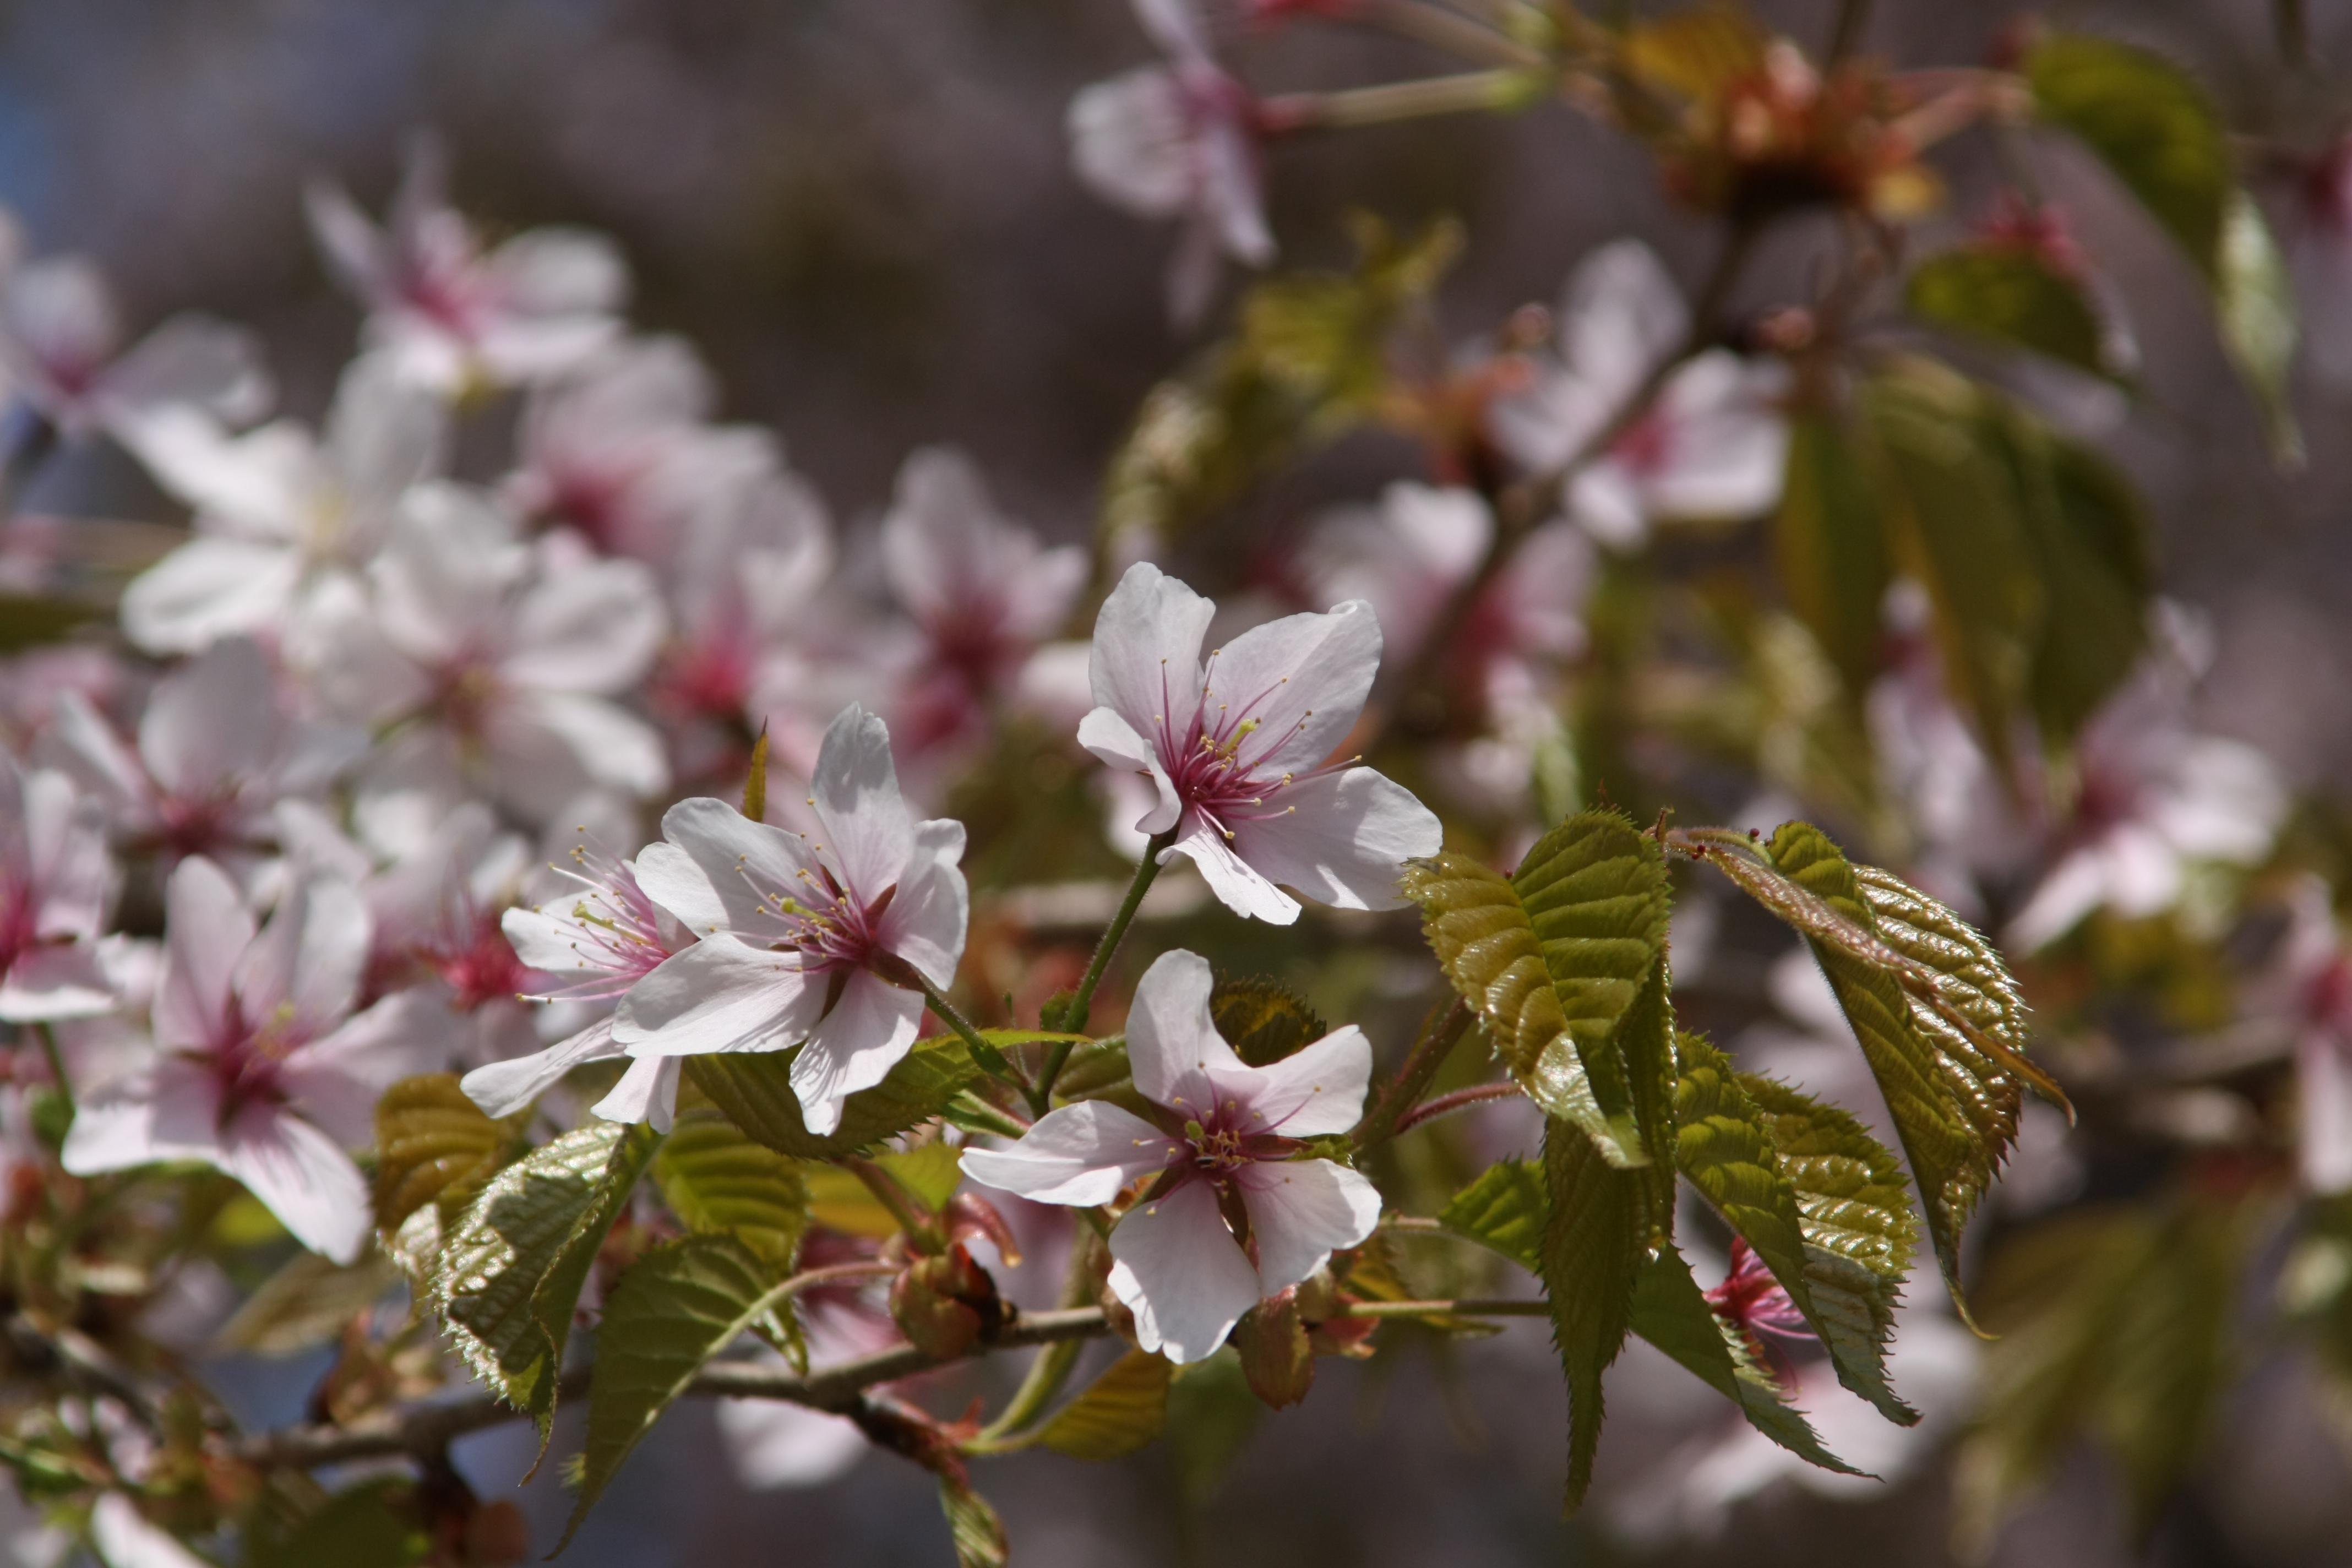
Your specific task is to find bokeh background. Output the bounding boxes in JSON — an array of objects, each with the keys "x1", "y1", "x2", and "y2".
[{"x1": 14, "y1": 1, "x2": 2352, "y2": 1563}]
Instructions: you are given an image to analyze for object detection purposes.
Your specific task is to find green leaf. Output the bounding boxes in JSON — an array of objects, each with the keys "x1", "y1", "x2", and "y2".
[
  {"x1": 1401, "y1": 809, "x2": 1674, "y2": 1166},
  {"x1": 1906, "y1": 246, "x2": 2110, "y2": 378},
  {"x1": 1626, "y1": 1244, "x2": 1866, "y2": 1478},
  {"x1": 689, "y1": 1035, "x2": 982, "y2": 1159},
  {"x1": 247, "y1": 1478, "x2": 428, "y2": 1568},
  {"x1": 0, "y1": 594, "x2": 108, "y2": 654},
  {"x1": 1438, "y1": 1158, "x2": 1549, "y2": 1272},
  {"x1": 1164, "y1": 1348, "x2": 1264, "y2": 1506},
  {"x1": 1739, "y1": 1071, "x2": 1919, "y2": 1426},
  {"x1": 373, "y1": 1074, "x2": 524, "y2": 1238},
  {"x1": 938, "y1": 1475, "x2": 1010, "y2": 1568},
  {"x1": 878, "y1": 1142, "x2": 965, "y2": 1213},
  {"x1": 652, "y1": 1107, "x2": 809, "y2": 1267},
  {"x1": 1773, "y1": 411, "x2": 1889, "y2": 696},
  {"x1": 1038, "y1": 1348, "x2": 1174, "y2": 1460},
  {"x1": 214, "y1": 1250, "x2": 401, "y2": 1358},
  {"x1": 1209, "y1": 974, "x2": 1328, "y2": 1067},
  {"x1": 742, "y1": 722, "x2": 770, "y2": 823},
  {"x1": 432, "y1": 1123, "x2": 655, "y2": 1438},
  {"x1": 2025, "y1": 32, "x2": 2299, "y2": 462},
  {"x1": 564, "y1": 1234, "x2": 825, "y2": 1547}
]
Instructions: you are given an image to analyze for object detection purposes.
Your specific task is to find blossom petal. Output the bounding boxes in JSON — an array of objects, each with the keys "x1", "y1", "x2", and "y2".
[
  {"x1": 594, "y1": 1052, "x2": 682, "y2": 1133},
  {"x1": 215, "y1": 1102, "x2": 373, "y2": 1264},
  {"x1": 1221, "y1": 1025, "x2": 1373, "y2": 1139},
  {"x1": 808, "y1": 704, "x2": 914, "y2": 902},
  {"x1": 503, "y1": 557, "x2": 667, "y2": 694},
  {"x1": 286, "y1": 989, "x2": 447, "y2": 1143},
  {"x1": 630, "y1": 841, "x2": 730, "y2": 937},
  {"x1": 1227, "y1": 766, "x2": 1441, "y2": 912},
  {"x1": 118, "y1": 538, "x2": 303, "y2": 655},
  {"x1": 791, "y1": 971, "x2": 921, "y2": 1136},
  {"x1": 1124, "y1": 948, "x2": 1246, "y2": 1117},
  {"x1": 1077, "y1": 707, "x2": 1181, "y2": 835},
  {"x1": 154, "y1": 857, "x2": 254, "y2": 1053},
  {"x1": 1089, "y1": 562, "x2": 1214, "y2": 739},
  {"x1": 233, "y1": 873, "x2": 370, "y2": 1042},
  {"x1": 1206, "y1": 600, "x2": 1380, "y2": 778},
  {"x1": 1234, "y1": 1156, "x2": 1382, "y2": 1295},
  {"x1": 2300, "y1": 1033, "x2": 2352, "y2": 1194},
  {"x1": 878, "y1": 818, "x2": 968, "y2": 989},
  {"x1": 498, "y1": 691, "x2": 671, "y2": 804},
  {"x1": 650, "y1": 796, "x2": 816, "y2": 941},
  {"x1": 1162, "y1": 817, "x2": 1300, "y2": 925},
  {"x1": 0, "y1": 942, "x2": 117, "y2": 1021},
  {"x1": 1068, "y1": 69, "x2": 1191, "y2": 220},
  {"x1": 90, "y1": 1494, "x2": 213, "y2": 1568},
  {"x1": 1106, "y1": 1177, "x2": 1262, "y2": 1364},
  {"x1": 1561, "y1": 239, "x2": 1687, "y2": 406},
  {"x1": 61, "y1": 1059, "x2": 225, "y2": 1176},
  {"x1": 961, "y1": 1101, "x2": 1179, "y2": 1206},
  {"x1": 615, "y1": 933, "x2": 819, "y2": 1057},
  {"x1": 462, "y1": 1017, "x2": 625, "y2": 1119}
]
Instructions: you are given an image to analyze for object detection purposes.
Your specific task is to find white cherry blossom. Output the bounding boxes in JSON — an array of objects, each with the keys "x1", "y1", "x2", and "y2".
[
  {"x1": 1069, "y1": 0, "x2": 1273, "y2": 323},
  {"x1": 963, "y1": 949, "x2": 1380, "y2": 1363},
  {"x1": 1079, "y1": 560, "x2": 1442, "y2": 923},
  {"x1": 0, "y1": 755, "x2": 117, "y2": 1021},
  {"x1": 614, "y1": 704, "x2": 968, "y2": 1136},
  {"x1": 61, "y1": 858, "x2": 432, "y2": 1263},
  {"x1": 1489, "y1": 239, "x2": 1788, "y2": 547},
  {"x1": 308, "y1": 139, "x2": 626, "y2": 394},
  {"x1": 2246, "y1": 877, "x2": 2352, "y2": 1194},
  {"x1": 118, "y1": 353, "x2": 445, "y2": 655},
  {"x1": 45, "y1": 638, "x2": 363, "y2": 874}
]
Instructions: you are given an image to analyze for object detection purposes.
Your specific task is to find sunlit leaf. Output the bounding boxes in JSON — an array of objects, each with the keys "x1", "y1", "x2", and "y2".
[
  {"x1": 938, "y1": 1474, "x2": 1010, "y2": 1568},
  {"x1": 246, "y1": 1477, "x2": 428, "y2": 1568},
  {"x1": 1907, "y1": 246, "x2": 2110, "y2": 378},
  {"x1": 1210, "y1": 974, "x2": 1328, "y2": 1067},
  {"x1": 653, "y1": 1107, "x2": 810, "y2": 1268},
  {"x1": 373, "y1": 1074, "x2": 525, "y2": 1239},
  {"x1": 689, "y1": 1036, "x2": 982, "y2": 1159},
  {"x1": 1038, "y1": 1348, "x2": 1174, "y2": 1460},
  {"x1": 1773, "y1": 411, "x2": 1889, "y2": 696},
  {"x1": 1438, "y1": 1158, "x2": 1549, "y2": 1271}
]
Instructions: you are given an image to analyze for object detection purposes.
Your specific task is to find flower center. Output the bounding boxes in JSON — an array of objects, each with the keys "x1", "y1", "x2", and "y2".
[
  {"x1": 427, "y1": 913, "x2": 533, "y2": 1012},
  {"x1": 753, "y1": 861, "x2": 897, "y2": 975}
]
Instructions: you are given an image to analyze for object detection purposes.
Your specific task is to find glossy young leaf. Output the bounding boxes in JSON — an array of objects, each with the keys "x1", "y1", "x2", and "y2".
[
  {"x1": 1209, "y1": 974, "x2": 1329, "y2": 1067},
  {"x1": 247, "y1": 1478, "x2": 429, "y2": 1568},
  {"x1": 689, "y1": 1035, "x2": 983, "y2": 1159},
  {"x1": 652, "y1": 1107, "x2": 810, "y2": 1268},
  {"x1": 1773, "y1": 411, "x2": 1890, "y2": 696},
  {"x1": 939, "y1": 1475, "x2": 1010, "y2": 1568},
  {"x1": 1907, "y1": 246, "x2": 2110, "y2": 378},
  {"x1": 373, "y1": 1074, "x2": 525, "y2": 1238},
  {"x1": 1438, "y1": 1158, "x2": 1549, "y2": 1271},
  {"x1": 1039, "y1": 1348, "x2": 1175, "y2": 1460}
]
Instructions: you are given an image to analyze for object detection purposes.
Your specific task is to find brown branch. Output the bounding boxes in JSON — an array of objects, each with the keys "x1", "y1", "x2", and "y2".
[{"x1": 229, "y1": 1307, "x2": 1113, "y2": 1472}]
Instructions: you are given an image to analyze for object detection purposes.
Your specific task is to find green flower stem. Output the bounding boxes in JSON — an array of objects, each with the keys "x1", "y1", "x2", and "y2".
[
  {"x1": 908, "y1": 975, "x2": 1024, "y2": 1089},
  {"x1": 1033, "y1": 831, "x2": 1174, "y2": 1112},
  {"x1": 34, "y1": 1022, "x2": 72, "y2": 1118},
  {"x1": 973, "y1": 1229, "x2": 1103, "y2": 1445},
  {"x1": 1358, "y1": 0, "x2": 1545, "y2": 69},
  {"x1": 949, "y1": 1093, "x2": 1033, "y2": 1141},
  {"x1": 1265, "y1": 69, "x2": 1537, "y2": 133},
  {"x1": 1339, "y1": 1297, "x2": 1548, "y2": 1319},
  {"x1": 1352, "y1": 997, "x2": 1472, "y2": 1150}
]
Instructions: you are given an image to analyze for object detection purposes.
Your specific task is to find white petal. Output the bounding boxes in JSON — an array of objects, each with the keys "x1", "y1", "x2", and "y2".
[
  {"x1": 2005, "y1": 848, "x2": 2113, "y2": 952},
  {"x1": 615, "y1": 934, "x2": 820, "y2": 1057},
  {"x1": 98, "y1": 313, "x2": 274, "y2": 428},
  {"x1": 488, "y1": 228, "x2": 629, "y2": 315},
  {"x1": 285, "y1": 988, "x2": 448, "y2": 1142},
  {"x1": 498, "y1": 692, "x2": 670, "y2": 803},
  {"x1": 61, "y1": 1060, "x2": 225, "y2": 1176},
  {"x1": 1106, "y1": 1177, "x2": 1262, "y2": 1364},
  {"x1": 593, "y1": 1052, "x2": 682, "y2": 1133},
  {"x1": 961, "y1": 1101, "x2": 1179, "y2": 1205},
  {"x1": 1561, "y1": 239, "x2": 1687, "y2": 405},
  {"x1": 118, "y1": 538, "x2": 302, "y2": 655},
  {"x1": 1640, "y1": 354, "x2": 1790, "y2": 521},
  {"x1": 154, "y1": 857, "x2": 254, "y2": 1053},
  {"x1": 215, "y1": 1102, "x2": 373, "y2": 1264},
  {"x1": 1227, "y1": 766, "x2": 1441, "y2": 912},
  {"x1": 1068, "y1": 69, "x2": 1192, "y2": 219},
  {"x1": 1163, "y1": 817, "x2": 1300, "y2": 925},
  {"x1": 1124, "y1": 948, "x2": 1246, "y2": 1117},
  {"x1": 879, "y1": 818, "x2": 968, "y2": 989},
  {"x1": 805, "y1": 704, "x2": 916, "y2": 902},
  {"x1": 19, "y1": 767, "x2": 112, "y2": 939},
  {"x1": 90, "y1": 1494, "x2": 213, "y2": 1568},
  {"x1": 718, "y1": 1398, "x2": 868, "y2": 1490},
  {"x1": 231, "y1": 872, "x2": 369, "y2": 1041},
  {"x1": 2300, "y1": 1035, "x2": 2352, "y2": 1194},
  {"x1": 1568, "y1": 462, "x2": 1649, "y2": 548},
  {"x1": 0, "y1": 943, "x2": 117, "y2": 1021},
  {"x1": 1223, "y1": 1025, "x2": 1373, "y2": 1139},
  {"x1": 1089, "y1": 562, "x2": 1214, "y2": 738},
  {"x1": 630, "y1": 839, "x2": 731, "y2": 936},
  {"x1": 651, "y1": 797, "x2": 818, "y2": 940},
  {"x1": 791, "y1": 972, "x2": 921, "y2": 1135},
  {"x1": 1077, "y1": 707, "x2": 1182, "y2": 835},
  {"x1": 326, "y1": 352, "x2": 448, "y2": 517},
  {"x1": 1207, "y1": 599, "x2": 1381, "y2": 778},
  {"x1": 44, "y1": 692, "x2": 150, "y2": 823},
  {"x1": 1235, "y1": 1157, "x2": 1381, "y2": 1295},
  {"x1": 504, "y1": 557, "x2": 666, "y2": 693},
  {"x1": 462, "y1": 1017, "x2": 625, "y2": 1118}
]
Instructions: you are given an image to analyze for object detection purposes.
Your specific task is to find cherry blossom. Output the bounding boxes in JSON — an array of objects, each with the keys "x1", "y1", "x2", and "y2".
[
  {"x1": 0, "y1": 755, "x2": 117, "y2": 1022},
  {"x1": 308, "y1": 486, "x2": 669, "y2": 826},
  {"x1": 1069, "y1": 0, "x2": 1273, "y2": 323},
  {"x1": 1489, "y1": 239, "x2": 1788, "y2": 547},
  {"x1": 0, "y1": 242, "x2": 270, "y2": 451},
  {"x1": 61, "y1": 858, "x2": 432, "y2": 1263},
  {"x1": 2006, "y1": 640, "x2": 2285, "y2": 952},
  {"x1": 963, "y1": 949, "x2": 1379, "y2": 1363},
  {"x1": 460, "y1": 835, "x2": 689, "y2": 1129},
  {"x1": 874, "y1": 447, "x2": 1086, "y2": 759},
  {"x1": 118, "y1": 353, "x2": 446, "y2": 655},
  {"x1": 504, "y1": 335, "x2": 776, "y2": 565},
  {"x1": 307, "y1": 139, "x2": 626, "y2": 394},
  {"x1": 1079, "y1": 560, "x2": 1442, "y2": 923},
  {"x1": 614, "y1": 704, "x2": 969, "y2": 1136},
  {"x1": 2248, "y1": 877, "x2": 2352, "y2": 1194},
  {"x1": 45, "y1": 638, "x2": 363, "y2": 875}
]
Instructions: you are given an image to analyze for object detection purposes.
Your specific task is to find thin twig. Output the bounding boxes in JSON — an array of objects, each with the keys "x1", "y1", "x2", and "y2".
[
  {"x1": 1340, "y1": 1298, "x2": 1547, "y2": 1319},
  {"x1": 1392, "y1": 1081, "x2": 1524, "y2": 1135},
  {"x1": 1353, "y1": 998, "x2": 1473, "y2": 1150}
]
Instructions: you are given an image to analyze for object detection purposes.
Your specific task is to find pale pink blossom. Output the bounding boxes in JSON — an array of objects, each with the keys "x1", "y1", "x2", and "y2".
[
  {"x1": 118, "y1": 353, "x2": 446, "y2": 655},
  {"x1": 0, "y1": 755, "x2": 117, "y2": 1021},
  {"x1": 615, "y1": 704, "x2": 969, "y2": 1136},
  {"x1": 1069, "y1": 0, "x2": 1273, "y2": 323},
  {"x1": 875, "y1": 447, "x2": 1086, "y2": 759},
  {"x1": 1079, "y1": 561, "x2": 1442, "y2": 924},
  {"x1": 0, "y1": 246, "x2": 270, "y2": 450},
  {"x1": 46, "y1": 638, "x2": 363, "y2": 873},
  {"x1": 460, "y1": 837, "x2": 689, "y2": 1130},
  {"x1": 307, "y1": 140, "x2": 626, "y2": 394},
  {"x1": 2006, "y1": 643, "x2": 2284, "y2": 951},
  {"x1": 2249, "y1": 876, "x2": 2352, "y2": 1194},
  {"x1": 504, "y1": 335, "x2": 776, "y2": 565},
  {"x1": 61, "y1": 858, "x2": 432, "y2": 1262},
  {"x1": 1489, "y1": 240, "x2": 1788, "y2": 547},
  {"x1": 310, "y1": 486, "x2": 669, "y2": 826},
  {"x1": 963, "y1": 949, "x2": 1379, "y2": 1363}
]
